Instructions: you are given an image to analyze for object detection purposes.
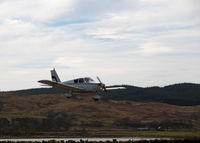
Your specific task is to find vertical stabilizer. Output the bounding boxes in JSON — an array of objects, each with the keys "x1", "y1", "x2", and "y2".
[{"x1": 51, "y1": 68, "x2": 61, "y2": 82}]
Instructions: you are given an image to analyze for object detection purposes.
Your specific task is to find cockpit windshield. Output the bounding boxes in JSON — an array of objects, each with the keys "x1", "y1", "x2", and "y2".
[
  {"x1": 84, "y1": 77, "x2": 94, "y2": 83},
  {"x1": 73, "y1": 77, "x2": 94, "y2": 84}
]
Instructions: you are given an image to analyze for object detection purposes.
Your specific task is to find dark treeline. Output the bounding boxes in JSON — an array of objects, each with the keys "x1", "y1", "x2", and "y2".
[
  {"x1": 2, "y1": 83, "x2": 200, "y2": 106},
  {"x1": 113, "y1": 117, "x2": 193, "y2": 130},
  {"x1": 0, "y1": 138, "x2": 200, "y2": 143},
  {"x1": 0, "y1": 112, "x2": 72, "y2": 136},
  {"x1": 0, "y1": 115, "x2": 193, "y2": 136},
  {"x1": 105, "y1": 83, "x2": 200, "y2": 106}
]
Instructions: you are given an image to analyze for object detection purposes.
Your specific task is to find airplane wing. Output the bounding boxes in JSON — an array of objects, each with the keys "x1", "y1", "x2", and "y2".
[
  {"x1": 105, "y1": 86, "x2": 126, "y2": 90},
  {"x1": 38, "y1": 80, "x2": 90, "y2": 93}
]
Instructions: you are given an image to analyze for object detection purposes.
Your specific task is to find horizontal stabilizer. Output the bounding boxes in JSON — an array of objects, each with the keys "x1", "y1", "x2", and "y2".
[
  {"x1": 105, "y1": 86, "x2": 126, "y2": 90},
  {"x1": 39, "y1": 84, "x2": 50, "y2": 87}
]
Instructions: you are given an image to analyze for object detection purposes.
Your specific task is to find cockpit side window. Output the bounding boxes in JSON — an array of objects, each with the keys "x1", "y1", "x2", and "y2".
[
  {"x1": 79, "y1": 78, "x2": 84, "y2": 83},
  {"x1": 74, "y1": 79, "x2": 78, "y2": 83}
]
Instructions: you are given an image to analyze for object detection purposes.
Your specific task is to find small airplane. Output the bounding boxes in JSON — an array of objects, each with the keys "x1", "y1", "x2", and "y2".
[{"x1": 38, "y1": 68, "x2": 126, "y2": 100}]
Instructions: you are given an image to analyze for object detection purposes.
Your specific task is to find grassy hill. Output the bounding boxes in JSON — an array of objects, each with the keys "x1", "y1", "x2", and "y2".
[
  {"x1": 0, "y1": 86, "x2": 200, "y2": 137},
  {"x1": 4, "y1": 83, "x2": 200, "y2": 106}
]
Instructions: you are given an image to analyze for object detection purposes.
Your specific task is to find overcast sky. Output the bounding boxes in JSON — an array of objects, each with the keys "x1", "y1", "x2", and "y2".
[{"x1": 0, "y1": 0, "x2": 200, "y2": 91}]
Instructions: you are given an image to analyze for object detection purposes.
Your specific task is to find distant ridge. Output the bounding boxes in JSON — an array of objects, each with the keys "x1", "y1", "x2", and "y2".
[
  {"x1": 2, "y1": 83, "x2": 200, "y2": 106},
  {"x1": 6, "y1": 87, "x2": 64, "y2": 95},
  {"x1": 107, "y1": 83, "x2": 200, "y2": 106}
]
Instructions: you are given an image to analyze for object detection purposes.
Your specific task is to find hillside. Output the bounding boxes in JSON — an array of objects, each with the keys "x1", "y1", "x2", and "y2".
[
  {"x1": 107, "y1": 83, "x2": 200, "y2": 106},
  {"x1": 0, "y1": 89, "x2": 200, "y2": 137},
  {"x1": 3, "y1": 83, "x2": 200, "y2": 106}
]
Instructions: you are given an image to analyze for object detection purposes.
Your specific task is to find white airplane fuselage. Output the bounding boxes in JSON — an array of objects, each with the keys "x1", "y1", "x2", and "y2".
[
  {"x1": 62, "y1": 82, "x2": 101, "y2": 93},
  {"x1": 38, "y1": 68, "x2": 125, "y2": 100},
  {"x1": 57, "y1": 79, "x2": 104, "y2": 100}
]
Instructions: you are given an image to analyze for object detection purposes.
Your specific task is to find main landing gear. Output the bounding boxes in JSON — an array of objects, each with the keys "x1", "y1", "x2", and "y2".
[{"x1": 93, "y1": 95, "x2": 100, "y2": 101}]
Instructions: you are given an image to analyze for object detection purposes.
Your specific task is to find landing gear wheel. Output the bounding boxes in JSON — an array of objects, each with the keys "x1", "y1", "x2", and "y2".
[{"x1": 93, "y1": 95, "x2": 100, "y2": 101}]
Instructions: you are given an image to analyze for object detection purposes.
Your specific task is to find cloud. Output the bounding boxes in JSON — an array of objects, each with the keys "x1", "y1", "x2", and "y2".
[
  {"x1": 0, "y1": 0, "x2": 200, "y2": 90},
  {"x1": 0, "y1": 0, "x2": 75, "y2": 22},
  {"x1": 137, "y1": 42, "x2": 171, "y2": 56},
  {"x1": 52, "y1": 57, "x2": 86, "y2": 68}
]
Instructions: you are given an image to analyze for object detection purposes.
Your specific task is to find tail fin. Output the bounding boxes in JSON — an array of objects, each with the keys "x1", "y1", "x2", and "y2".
[{"x1": 51, "y1": 68, "x2": 61, "y2": 82}]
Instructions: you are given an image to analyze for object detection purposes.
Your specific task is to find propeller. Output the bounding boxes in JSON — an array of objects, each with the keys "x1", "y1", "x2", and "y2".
[{"x1": 97, "y1": 76, "x2": 107, "y2": 92}]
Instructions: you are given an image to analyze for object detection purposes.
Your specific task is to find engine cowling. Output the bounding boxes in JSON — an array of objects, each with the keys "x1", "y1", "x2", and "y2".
[
  {"x1": 93, "y1": 95, "x2": 100, "y2": 101},
  {"x1": 64, "y1": 93, "x2": 72, "y2": 98}
]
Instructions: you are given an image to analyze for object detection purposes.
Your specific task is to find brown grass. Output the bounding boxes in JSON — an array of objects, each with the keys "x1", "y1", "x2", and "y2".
[{"x1": 0, "y1": 93, "x2": 200, "y2": 137}]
